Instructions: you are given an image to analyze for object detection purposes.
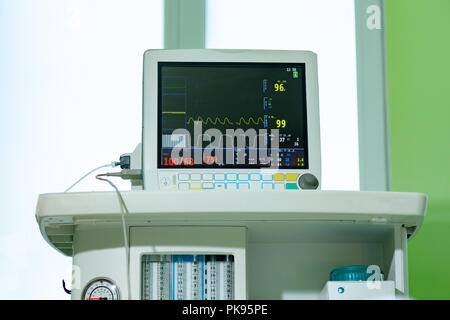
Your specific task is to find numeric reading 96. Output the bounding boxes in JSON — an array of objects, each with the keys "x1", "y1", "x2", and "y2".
[{"x1": 274, "y1": 83, "x2": 286, "y2": 92}]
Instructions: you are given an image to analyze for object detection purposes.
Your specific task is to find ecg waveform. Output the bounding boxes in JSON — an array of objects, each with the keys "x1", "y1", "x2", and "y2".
[{"x1": 186, "y1": 116, "x2": 264, "y2": 126}]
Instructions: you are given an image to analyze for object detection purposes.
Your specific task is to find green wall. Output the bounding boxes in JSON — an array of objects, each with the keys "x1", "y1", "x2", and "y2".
[{"x1": 386, "y1": 0, "x2": 450, "y2": 299}]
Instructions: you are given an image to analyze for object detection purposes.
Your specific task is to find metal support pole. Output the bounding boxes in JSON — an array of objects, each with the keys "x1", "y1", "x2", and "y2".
[{"x1": 164, "y1": 0, "x2": 206, "y2": 49}]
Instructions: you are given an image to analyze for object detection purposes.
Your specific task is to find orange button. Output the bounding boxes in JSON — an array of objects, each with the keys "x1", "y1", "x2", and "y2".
[
  {"x1": 286, "y1": 174, "x2": 299, "y2": 181},
  {"x1": 274, "y1": 174, "x2": 285, "y2": 181}
]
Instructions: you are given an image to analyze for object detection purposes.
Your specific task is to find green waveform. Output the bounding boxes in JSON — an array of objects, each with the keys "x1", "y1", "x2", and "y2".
[{"x1": 187, "y1": 116, "x2": 264, "y2": 126}]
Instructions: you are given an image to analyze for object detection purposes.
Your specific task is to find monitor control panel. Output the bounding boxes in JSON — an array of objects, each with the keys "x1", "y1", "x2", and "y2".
[{"x1": 158, "y1": 172, "x2": 319, "y2": 191}]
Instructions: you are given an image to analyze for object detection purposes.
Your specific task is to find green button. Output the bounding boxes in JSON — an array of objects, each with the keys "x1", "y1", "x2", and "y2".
[{"x1": 286, "y1": 183, "x2": 298, "y2": 190}]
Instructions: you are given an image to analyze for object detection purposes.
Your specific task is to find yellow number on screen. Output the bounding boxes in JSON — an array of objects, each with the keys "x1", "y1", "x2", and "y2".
[
  {"x1": 276, "y1": 119, "x2": 286, "y2": 128},
  {"x1": 274, "y1": 83, "x2": 286, "y2": 92}
]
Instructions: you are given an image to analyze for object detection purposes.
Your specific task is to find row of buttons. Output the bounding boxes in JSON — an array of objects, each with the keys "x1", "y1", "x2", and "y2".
[
  {"x1": 178, "y1": 173, "x2": 299, "y2": 182},
  {"x1": 178, "y1": 182, "x2": 299, "y2": 190}
]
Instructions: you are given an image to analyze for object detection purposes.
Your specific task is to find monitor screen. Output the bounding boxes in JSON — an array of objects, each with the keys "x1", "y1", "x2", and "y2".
[{"x1": 158, "y1": 62, "x2": 308, "y2": 169}]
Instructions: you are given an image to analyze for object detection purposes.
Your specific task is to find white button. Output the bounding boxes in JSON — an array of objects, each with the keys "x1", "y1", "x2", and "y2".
[
  {"x1": 214, "y1": 174, "x2": 225, "y2": 181},
  {"x1": 262, "y1": 183, "x2": 274, "y2": 190},
  {"x1": 238, "y1": 174, "x2": 249, "y2": 180},
  {"x1": 250, "y1": 174, "x2": 261, "y2": 181},
  {"x1": 178, "y1": 183, "x2": 189, "y2": 190},
  {"x1": 190, "y1": 182, "x2": 202, "y2": 189},
  {"x1": 178, "y1": 173, "x2": 189, "y2": 181},
  {"x1": 262, "y1": 174, "x2": 273, "y2": 181},
  {"x1": 238, "y1": 183, "x2": 250, "y2": 190},
  {"x1": 203, "y1": 182, "x2": 214, "y2": 189},
  {"x1": 227, "y1": 174, "x2": 237, "y2": 181},
  {"x1": 191, "y1": 173, "x2": 201, "y2": 181},
  {"x1": 227, "y1": 183, "x2": 237, "y2": 190},
  {"x1": 214, "y1": 183, "x2": 225, "y2": 190},
  {"x1": 203, "y1": 174, "x2": 213, "y2": 181},
  {"x1": 274, "y1": 183, "x2": 285, "y2": 190}
]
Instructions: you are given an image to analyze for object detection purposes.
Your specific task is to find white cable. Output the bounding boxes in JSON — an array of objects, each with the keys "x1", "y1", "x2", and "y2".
[
  {"x1": 96, "y1": 175, "x2": 132, "y2": 300},
  {"x1": 64, "y1": 162, "x2": 117, "y2": 192}
]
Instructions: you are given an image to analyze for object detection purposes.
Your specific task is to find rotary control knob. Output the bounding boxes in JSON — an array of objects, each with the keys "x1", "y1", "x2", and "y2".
[{"x1": 298, "y1": 173, "x2": 319, "y2": 190}]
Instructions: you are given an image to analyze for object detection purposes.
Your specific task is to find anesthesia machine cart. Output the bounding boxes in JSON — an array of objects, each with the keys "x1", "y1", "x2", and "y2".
[{"x1": 35, "y1": 49, "x2": 427, "y2": 300}]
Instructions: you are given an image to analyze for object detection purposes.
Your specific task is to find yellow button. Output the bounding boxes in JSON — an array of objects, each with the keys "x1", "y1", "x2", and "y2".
[
  {"x1": 286, "y1": 174, "x2": 299, "y2": 181},
  {"x1": 190, "y1": 182, "x2": 202, "y2": 190},
  {"x1": 274, "y1": 174, "x2": 285, "y2": 181}
]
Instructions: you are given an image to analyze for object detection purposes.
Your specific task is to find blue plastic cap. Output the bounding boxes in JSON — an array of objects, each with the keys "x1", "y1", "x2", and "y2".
[{"x1": 329, "y1": 265, "x2": 384, "y2": 281}]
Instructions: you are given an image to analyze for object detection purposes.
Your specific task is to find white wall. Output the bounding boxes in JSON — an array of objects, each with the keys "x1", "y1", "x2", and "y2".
[
  {"x1": 206, "y1": 0, "x2": 360, "y2": 191},
  {"x1": 0, "y1": 0, "x2": 163, "y2": 299},
  {"x1": 0, "y1": 0, "x2": 359, "y2": 299}
]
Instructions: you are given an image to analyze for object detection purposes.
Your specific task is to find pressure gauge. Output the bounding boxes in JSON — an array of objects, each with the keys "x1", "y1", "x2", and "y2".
[{"x1": 83, "y1": 278, "x2": 120, "y2": 300}]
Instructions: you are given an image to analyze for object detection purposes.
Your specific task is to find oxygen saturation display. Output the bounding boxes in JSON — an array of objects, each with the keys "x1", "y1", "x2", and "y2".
[{"x1": 158, "y1": 62, "x2": 308, "y2": 169}]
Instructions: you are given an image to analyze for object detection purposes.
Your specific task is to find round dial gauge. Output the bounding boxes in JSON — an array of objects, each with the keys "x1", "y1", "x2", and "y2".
[{"x1": 83, "y1": 278, "x2": 120, "y2": 300}]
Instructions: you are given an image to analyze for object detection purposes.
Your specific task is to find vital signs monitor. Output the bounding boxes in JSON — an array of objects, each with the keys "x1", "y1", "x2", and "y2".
[{"x1": 142, "y1": 49, "x2": 321, "y2": 191}]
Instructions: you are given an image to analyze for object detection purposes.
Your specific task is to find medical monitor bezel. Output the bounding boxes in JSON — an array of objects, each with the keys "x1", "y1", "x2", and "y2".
[{"x1": 142, "y1": 49, "x2": 321, "y2": 190}]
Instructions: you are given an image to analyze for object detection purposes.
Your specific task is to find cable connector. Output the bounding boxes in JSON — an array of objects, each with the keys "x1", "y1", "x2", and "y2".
[
  {"x1": 119, "y1": 154, "x2": 131, "y2": 169},
  {"x1": 97, "y1": 169, "x2": 142, "y2": 181},
  {"x1": 112, "y1": 161, "x2": 121, "y2": 167}
]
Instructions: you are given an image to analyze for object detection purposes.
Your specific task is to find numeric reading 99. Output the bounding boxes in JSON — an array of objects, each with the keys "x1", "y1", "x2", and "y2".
[{"x1": 276, "y1": 119, "x2": 286, "y2": 128}]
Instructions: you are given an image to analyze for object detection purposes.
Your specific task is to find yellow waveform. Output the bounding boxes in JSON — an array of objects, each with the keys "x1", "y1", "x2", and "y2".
[
  {"x1": 236, "y1": 116, "x2": 265, "y2": 126},
  {"x1": 187, "y1": 116, "x2": 264, "y2": 126}
]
